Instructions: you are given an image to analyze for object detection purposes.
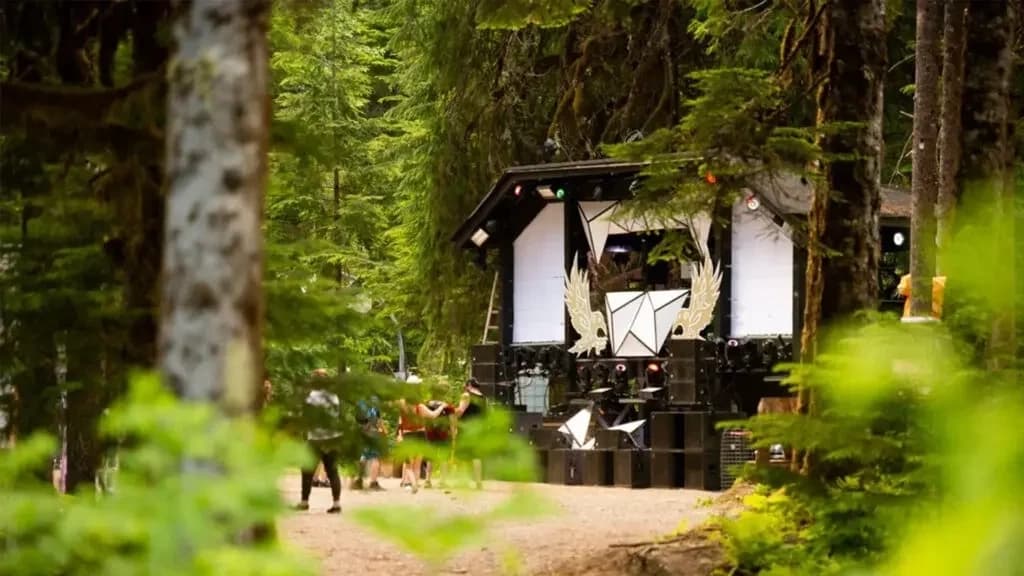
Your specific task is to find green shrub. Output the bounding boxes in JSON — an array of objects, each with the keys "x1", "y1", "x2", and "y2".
[{"x1": 0, "y1": 374, "x2": 314, "y2": 576}]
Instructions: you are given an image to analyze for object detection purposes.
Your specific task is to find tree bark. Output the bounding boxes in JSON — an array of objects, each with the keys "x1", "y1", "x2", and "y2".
[
  {"x1": 909, "y1": 0, "x2": 942, "y2": 317},
  {"x1": 956, "y1": 0, "x2": 1016, "y2": 366},
  {"x1": 802, "y1": 0, "x2": 886, "y2": 344},
  {"x1": 936, "y1": 0, "x2": 967, "y2": 275},
  {"x1": 63, "y1": 335, "x2": 105, "y2": 494},
  {"x1": 161, "y1": 0, "x2": 270, "y2": 413},
  {"x1": 797, "y1": 0, "x2": 886, "y2": 473}
]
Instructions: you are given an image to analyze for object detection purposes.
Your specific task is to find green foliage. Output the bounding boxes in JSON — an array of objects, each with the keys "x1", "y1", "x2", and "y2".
[
  {"x1": 0, "y1": 374, "x2": 315, "y2": 576},
  {"x1": 266, "y1": 0, "x2": 400, "y2": 381},
  {"x1": 717, "y1": 207, "x2": 1023, "y2": 575},
  {"x1": 475, "y1": 0, "x2": 591, "y2": 29}
]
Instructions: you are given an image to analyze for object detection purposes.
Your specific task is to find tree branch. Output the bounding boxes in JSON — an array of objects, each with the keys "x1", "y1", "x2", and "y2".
[{"x1": 0, "y1": 72, "x2": 161, "y2": 128}]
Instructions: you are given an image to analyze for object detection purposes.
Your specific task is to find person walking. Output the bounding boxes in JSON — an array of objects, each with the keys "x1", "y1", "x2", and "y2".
[
  {"x1": 397, "y1": 398, "x2": 446, "y2": 493},
  {"x1": 296, "y1": 369, "x2": 343, "y2": 514},
  {"x1": 454, "y1": 378, "x2": 488, "y2": 490},
  {"x1": 354, "y1": 397, "x2": 385, "y2": 491}
]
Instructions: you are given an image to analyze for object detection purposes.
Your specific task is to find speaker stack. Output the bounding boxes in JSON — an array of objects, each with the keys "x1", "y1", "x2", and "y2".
[
  {"x1": 663, "y1": 339, "x2": 719, "y2": 408},
  {"x1": 646, "y1": 409, "x2": 742, "y2": 490},
  {"x1": 471, "y1": 344, "x2": 513, "y2": 405}
]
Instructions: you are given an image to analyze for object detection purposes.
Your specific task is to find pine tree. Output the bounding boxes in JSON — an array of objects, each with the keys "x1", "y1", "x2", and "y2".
[
  {"x1": 797, "y1": 0, "x2": 887, "y2": 474},
  {"x1": 953, "y1": 0, "x2": 1016, "y2": 367},
  {"x1": 936, "y1": 0, "x2": 967, "y2": 275},
  {"x1": 909, "y1": 0, "x2": 942, "y2": 317}
]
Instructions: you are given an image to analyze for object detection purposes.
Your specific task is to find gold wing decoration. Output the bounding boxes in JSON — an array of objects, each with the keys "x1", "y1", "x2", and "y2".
[
  {"x1": 674, "y1": 213, "x2": 723, "y2": 340},
  {"x1": 565, "y1": 254, "x2": 608, "y2": 356}
]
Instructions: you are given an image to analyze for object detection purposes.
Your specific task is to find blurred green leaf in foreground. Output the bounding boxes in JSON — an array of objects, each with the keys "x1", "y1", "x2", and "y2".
[{"x1": 0, "y1": 373, "x2": 315, "y2": 576}]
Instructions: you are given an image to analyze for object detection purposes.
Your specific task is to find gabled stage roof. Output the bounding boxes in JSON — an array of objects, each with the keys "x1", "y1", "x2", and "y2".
[
  {"x1": 452, "y1": 159, "x2": 646, "y2": 250},
  {"x1": 452, "y1": 159, "x2": 910, "y2": 251}
]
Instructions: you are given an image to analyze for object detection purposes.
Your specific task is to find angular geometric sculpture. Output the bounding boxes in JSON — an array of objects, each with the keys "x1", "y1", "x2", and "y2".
[
  {"x1": 605, "y1": 290, "x2": 688, "y2": 357},
  {"x1": 558, "y1": 406, "x2": 594, "y2": 449},
  {"x1": 578, "y1": 201, "x2": 690, "y2": 257}
]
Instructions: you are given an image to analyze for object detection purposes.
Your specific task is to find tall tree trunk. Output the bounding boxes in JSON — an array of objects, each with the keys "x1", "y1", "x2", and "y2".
[
  {"x1": 802, "y1": 0, "x2": 886, "y2": 349},
  {"x1": 63, "y1": 334, "x2": 105, "y2": 493},
  {"x1": 124, "y1": 1, "x2": 171, "y2": 373},
  {"x1": 956, "y1": 0, "x2": 1016, "y2": 367},
  {"x1": 909, "y1": 0, "x2": 942, "y2": 317},
  {"x1": 161, "y1": 0, "x2": 270, "y2": 413},
  {"x1": 936, "y1": 0, "x2": 967, "y2": 276},
  {"x1": 797, "y1": 0, "x2": 886, "y2": 472}
]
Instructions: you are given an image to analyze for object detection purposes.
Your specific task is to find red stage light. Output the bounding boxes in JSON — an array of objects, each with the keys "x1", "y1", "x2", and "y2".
[
  {"x1": 705, "y1": 171, "x2": 717, "y2": 184},
  {"x1": 646, "y1": 362, "x2": 661, "y2": 372}
]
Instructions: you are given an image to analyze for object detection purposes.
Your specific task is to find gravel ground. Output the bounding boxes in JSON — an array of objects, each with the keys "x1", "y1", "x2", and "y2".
[{"x1": 279, "y1": 474, "x2": 715, "y2": 575}]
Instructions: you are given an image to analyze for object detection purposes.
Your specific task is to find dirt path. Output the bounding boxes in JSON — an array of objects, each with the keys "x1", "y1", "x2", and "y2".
[{"x1": 279, "y1": 475, "x2": 715, "y2": 575}]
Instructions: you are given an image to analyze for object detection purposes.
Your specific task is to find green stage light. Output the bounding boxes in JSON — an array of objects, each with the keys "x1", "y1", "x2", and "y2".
[{"x1": 555, "y1": 187, "x2": 566, "y2": 200}]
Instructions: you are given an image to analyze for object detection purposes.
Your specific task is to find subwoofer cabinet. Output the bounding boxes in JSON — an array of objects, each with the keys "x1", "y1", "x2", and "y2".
[
  {"x1": 650, "y1": 412, "x2": 685, "y2": 450},
  {"x1": 580, "y1": 449, "x2": 615, "y2": 486},
  {"x1": 650, "y1": 450, "x2": 685, "y2": 489},
  {"x1": 529, "y1": 427, "x2": 568, "y2": 450},
  {"x1": 548, "y1": 449, "x2": 583, "y2": 485},
  {"x1": 683, "y1": 450, "x2": 721, "y2": 491},
  {"x1": 595, "y1": 428, "x2": 634, "y2": 450},
  {"x1": 534, "y1": 449, "x2": 549, "y2": 483},
  {"x1": 682, "y1": 411, "x2": 744, "y2": 450},
  {"x1": 613, "y1": 449, "x2": 651, "y2": 488}
]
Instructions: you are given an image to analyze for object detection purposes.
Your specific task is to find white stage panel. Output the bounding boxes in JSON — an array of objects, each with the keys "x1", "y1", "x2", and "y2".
[
  {"x1": 730, "y1": 201, "x2": 794, "y2": 337},
  {"x1": 514, "y1": 203, "x2": 565, "y2": 344}
]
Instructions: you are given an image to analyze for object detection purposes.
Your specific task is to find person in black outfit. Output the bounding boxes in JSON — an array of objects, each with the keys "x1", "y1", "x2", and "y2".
[
  {"x1": 296, "y1": 370, "x2": 343, "y2": 514},
  {"x1": 455, "y1": 378, "x2": 487, "y2": 489}
]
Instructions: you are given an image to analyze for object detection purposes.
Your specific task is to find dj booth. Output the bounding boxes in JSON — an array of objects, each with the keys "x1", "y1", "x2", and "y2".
[{"x1": 453, "y1": 159, "x2": 910, "y2": 490}]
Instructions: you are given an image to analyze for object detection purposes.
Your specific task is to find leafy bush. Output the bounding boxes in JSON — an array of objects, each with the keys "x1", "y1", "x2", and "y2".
[{"x1": 0, "y1": 374, "x2": 314, "y2": 576}]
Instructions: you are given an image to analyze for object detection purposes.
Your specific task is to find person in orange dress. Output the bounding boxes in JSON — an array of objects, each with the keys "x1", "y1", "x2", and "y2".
[{"x1": 896, "y1": 274, "x2": 947, "y2": 319}]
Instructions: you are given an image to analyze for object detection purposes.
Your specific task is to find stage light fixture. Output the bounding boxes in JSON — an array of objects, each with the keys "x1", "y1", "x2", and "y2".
[
  {"x1": 555, "y1": 187, "x2": 566, "y2": 200},
  {"x1": 745, "y1": 194, "x2": 760, "y2": 211},
  {"x1": 613, "y1": 362, "x2": 629, "y2": 393},
  {"x1": 470, "y1": 228, "x2": 489, "y2": 247},
  {"x1": 645, "y1": 361, "x2": 665, "y2": 387},
  {"x1": 705, "y1": 171, "x2": 717, "y2": 184},
  {"x1": 514, "y1": 184, "x2": 523, "y2": 197},
  {"x1": 893, "y1": 231, "x2": 905, "y2": 246},
  {"x1": 484, "y1": 219, "x2": 500, "y2": 236},
  {"x1": 537, "y1": 185, "x2": 556, "y2": 200},
  {"x1": 593, "y1": 185, "x2": 603, "y2": 200}
]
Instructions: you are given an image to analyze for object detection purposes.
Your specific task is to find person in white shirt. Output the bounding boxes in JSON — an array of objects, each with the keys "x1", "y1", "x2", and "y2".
[{"x1": 296, "y1": 369, "x2": 343, "y2": 514}]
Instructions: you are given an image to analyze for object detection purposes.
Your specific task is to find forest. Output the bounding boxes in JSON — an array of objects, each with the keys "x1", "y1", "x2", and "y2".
[{"x1": 0, "y1": 0, "x2": 1022, "y2": 575}]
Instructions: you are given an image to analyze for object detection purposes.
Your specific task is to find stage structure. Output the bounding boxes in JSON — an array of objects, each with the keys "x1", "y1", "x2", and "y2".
[{"x1": 452, "y1": 159, "x2": 911, "y2": 490}]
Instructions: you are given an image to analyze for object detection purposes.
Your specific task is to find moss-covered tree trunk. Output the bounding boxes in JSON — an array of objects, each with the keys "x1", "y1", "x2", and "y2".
[
  {"x1": 161, "y1": 0, "x2": 270, "y2": 412},
  {"x1": 936, "y1": 1, "x2": 967, "y2": 275},
  {"x1": 797, "y1": 0, "x2": 886, "y2": 472},
  {"x1": 909, "y1": 0, "x2": 942, "y2": 317},
  {"x1": 955, "y1": 1, "x2": 1016, "y2": 367}
]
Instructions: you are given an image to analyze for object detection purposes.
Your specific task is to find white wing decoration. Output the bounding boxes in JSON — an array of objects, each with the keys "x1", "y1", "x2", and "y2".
[
  {"x1": 674, "y1": 214, "x2": 723, "y2": 340},
  {"x1": 565, "y1": 255, "x2": 608, "y2": 356}
]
